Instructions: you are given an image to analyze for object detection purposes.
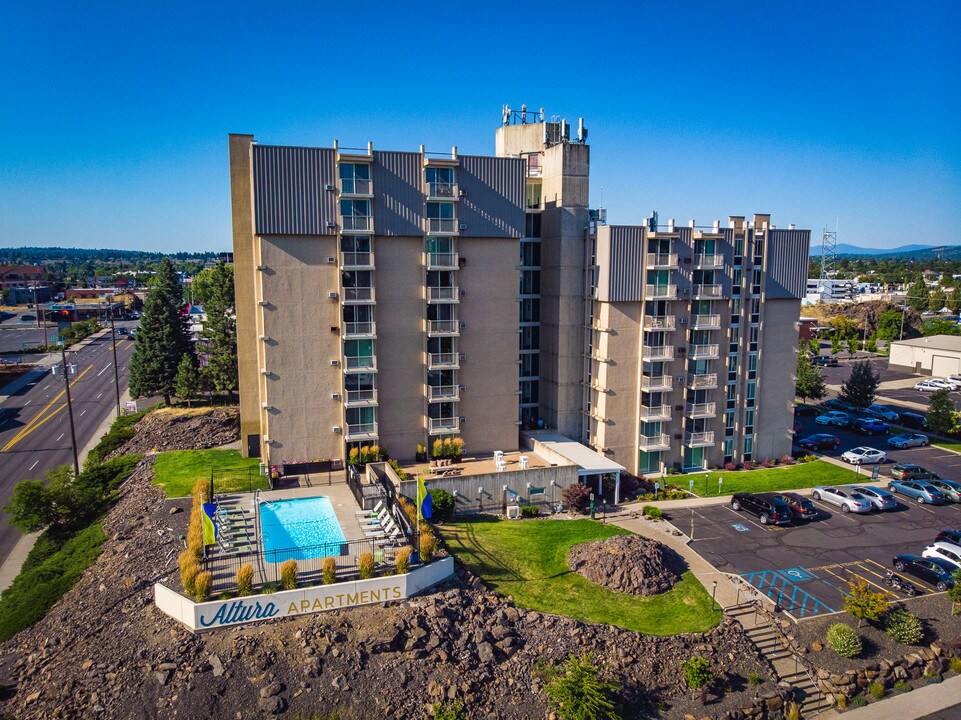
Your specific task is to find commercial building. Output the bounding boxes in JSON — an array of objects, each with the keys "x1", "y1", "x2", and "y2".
[
  {"x1": 0, "y1": 265, "x2": 47, "y2": 291},
  {"x1": 230, "y1": 109, "x2": 809, "y2": 475},
  {"x1": 889, "y1": 335, "x2": 961, "y2": 376}
]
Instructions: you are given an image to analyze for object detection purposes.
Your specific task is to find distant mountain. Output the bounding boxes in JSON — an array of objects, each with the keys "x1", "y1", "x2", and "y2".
[{"x1": 810, "y1": 243, "x2": 961, "y2": 259}]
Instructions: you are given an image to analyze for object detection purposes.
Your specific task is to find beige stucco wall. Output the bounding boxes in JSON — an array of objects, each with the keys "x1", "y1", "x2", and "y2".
[{"x1": 755, "y1": 298, "x2": 800, "y2": 461}]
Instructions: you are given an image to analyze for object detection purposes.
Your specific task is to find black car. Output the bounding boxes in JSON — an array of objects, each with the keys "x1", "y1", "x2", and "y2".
[
  {"x1": 730, "y1": 493, "x2": 793, "y2": 526},
  {"x1": 773, "y1": 492, "x2": 819, "y2": 521},
  {"x1": 797, "y1": 434, "x2": 841, "y2": 451},
  {"x1": 900, "y1": 412, "x2": 926, "y2": 430},
  {"x1": 794, "y1": 404, "x2": 820, "y2": 417},
  {"x1": 936, "y1": 529, "x2": 961, "y2": 547},
  {"x1": 892, "y1": 554, "x2": 956, "y2": 591}
]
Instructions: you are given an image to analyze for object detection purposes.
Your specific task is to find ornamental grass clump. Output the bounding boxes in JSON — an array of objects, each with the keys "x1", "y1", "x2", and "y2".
[
  {"x1": 358, "y1": 551, "x2": 375, "y2": 580},
  {"x1": 194, "y1": 571, "x2": 212, "y2": 602},
  {"x1": 826, "y1": 623, "x2": 863, "y2": 658},
  {"x1": 280, "y1": 559, "x2": 298, "y2": 590},
  {"x1": 236, "y1": 563, "x2": 254, "y2": 596},
  {"x1": 885, "y1": 609, "x2": 924, "y2": 645},
  {"x1": 179, "y1": 550, "x2": 200, "y2": 595},
  {"x1": 395, "y1": 547, "x2": 411, "y2": 575},
  {"x1": 420, "y1": 528, "x2": 437, "y2": 562},
  {"x1": 322, "y1": 556, "x2": 337, "y2": 585}
]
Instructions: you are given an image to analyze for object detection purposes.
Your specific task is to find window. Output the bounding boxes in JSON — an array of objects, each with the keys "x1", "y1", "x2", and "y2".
[
  {"x1": 426, "y1": 167, "x2": 456, "y2": 198},
  {"x1": 747, "y1": 381, "x2": 756, "y2": 401},
  {"x1": 345, "y1": 406, "x2": 375, "y2": 432},
  {"x1": 520, "y1": 380, "x2": 539, "y2": 404},
  {"x1": 727, "y1": 383, "x2": 737, "y2": 402},
  {"x1": 725, "y1": 409, "x2": 736, "y2": 429},
  {"x1": 520, "y1": 241, "x2": 541, "y2": 266},
  {"x1": 526, "y1": 181, "x2": 542, "y2": 210},
  {"x1": 339, "y1": 199, "x2": 371, "y2": 231},
  {"x1": 520, "y1": 326, "x2": 539, "y2": 350},
  {"x1": 745, "y1": 409, "x2": 755, "y2": 433},
  {"x1": 339, "y1": 163, "x2": 371, "y2": 194},
  {"x1": 520, "y1": 298, "x2": 540, "y2": 323},
  {"x1": 744, "y1": 436, "x2": 754, "y2": 457},
  {"x1": 525, "y1": 213, "x2": 542, "y2": 238},
  {"x1": 723, "y1": 438, "x2": 733, "y2": 460},
  {"x1": 748, "y1": 354, "x2": 758, "y2": 372},
  {"x1": 520, "y1": 353, "x2": 539, "y2": 377},
  {"x1": 520, "y1": 270, "x2": 540, "y2": 295},
  {"x1": 426, "y1": 202, "x2": 456, "y2": 233}
]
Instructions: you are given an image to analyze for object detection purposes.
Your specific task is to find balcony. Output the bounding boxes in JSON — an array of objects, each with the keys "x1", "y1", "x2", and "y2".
[
  {"x1": 427, "y1": 352, "x2": 460, "y2": 369},
  {"x1": 345, "y1": 422, "x2": 378, "y2": 441},
  {"x1": 643, "y1": 345, "x2": 674, "y2": 361},
  {"x1": 685, "y1": 431, "x2": 715, "y2": 448},
  {"x1": 343, "y1": 321, "x2": 376, "y2": 338},
  {"x1": 639, "y1": 405, "x2": 671, "y2": 421},
  {"x1": 645, "y1": 284, "x2": 677, "y2": 300},
  {"x1": 646, "y1": 253, "x2": 678, "y2": 269},
  {"x1": 427, "y1": 319, "x2": 460, "y2": 336},
  {"x1": 341, "y1": 216, "x2": 373, "y2": 233},
  {"x1": 638, "y1": 434, "x2": 672, "y2": 451},
  {"x1": 688, "y1": 373, "x2": 718, "y2": 390},
  {"x1": 427, "y1": 218, "x2": 459, "y2": 235},
  {"x1": 428, "y1": 416, "x2": 460, "y2": 435},
  {"x1": 341, "y1": 251, "x2": 374, "y2": 269},
  {"x1": 427, "y1": 182, "x2": 459, "y2": 201},
  {"x1": 427, "y1": 252, "x2": 459, "y2": 270},
  {"x1": 641, "y1": 375, "x2": 673, "y2": 392},
  {"x1": 427, "y1": 286, "x2": 460, "y2": 303},
  {"x1": 427, "y1": 384, "x2": 460, "y2": 402},
  {"x1": 338, "y1": 178, "x2": 373, "y2": 197},
  {"x1": 691, "y1": 314, "x2": 721, "y2": 330},
  {"x1": 689, "y1": 344, "x2": 719, "y2": 360},
  {"x1": 686, "y1": 402, "x2": 717, "y2": 419},
  {"x1": 344, "y1": 355, "x2": 376, "y2": 372},
  {"x1": 694, "y1": 254, "x2": 724, "y2": 269},
  {"x1": 693, "y1": 284, "x2": 723, "y2": 299},
  {"x1": 342, "y1": 287, "x2": 375, "y2": 303},
  {"x1": 643, "y1": 315, "x2": 676, "y2": 331},
  {"x1": 345, "y1": 389, "x2": 377, "y2": 406}
]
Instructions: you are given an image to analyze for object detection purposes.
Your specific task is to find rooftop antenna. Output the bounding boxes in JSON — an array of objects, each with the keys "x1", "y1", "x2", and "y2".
[{"x1": 820, "y1": 224, "x2": 838, "y2": 280}]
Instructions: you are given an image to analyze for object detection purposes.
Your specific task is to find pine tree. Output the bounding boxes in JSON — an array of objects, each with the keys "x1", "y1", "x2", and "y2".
[
  {"x1": 128, "y1": 258, "x2": 192, "y2": 405},
  {"x1": 925, "y1": 389, "x2": 957, "y2": 436},
  {"x1": 194, "y1": 263, "x2": 238, "y2": 401},
  {"x1": 907, "y1": 280, "x2": 929, "y2": 312},
  {"x1": 174, "y1": 353, "x2": 200, "y2": 407},
  {"x1": 839, "y1": 361, "x2": 881, "y2": 410},
  {"x1": 796, "y1": 351, "x2": 827, "y2": 402}
]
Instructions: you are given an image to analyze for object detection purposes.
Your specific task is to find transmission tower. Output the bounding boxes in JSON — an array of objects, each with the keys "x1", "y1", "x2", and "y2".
[{"x1": 820, "y1": 229, "x2": 837, "y2": 279}]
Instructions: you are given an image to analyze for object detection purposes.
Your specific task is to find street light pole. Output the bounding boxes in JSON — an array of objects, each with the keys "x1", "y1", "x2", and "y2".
[
  {"x1": 109, "y1": 309, "x2": 121, "y2": 418},
  {"x1": 59, "y1": 341, "x2": 80, "y2": 476}
]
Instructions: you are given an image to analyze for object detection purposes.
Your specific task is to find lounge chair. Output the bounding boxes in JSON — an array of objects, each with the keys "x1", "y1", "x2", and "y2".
[
  {"x1": 358, "y1": 507, "x2": 389, "y2": 526},
  {"x1": 364, "y1": 516, "x2": 396, "y2": 538},
  {"x1": 355, "y1": 500, "x2": 385, "y2": 517}
]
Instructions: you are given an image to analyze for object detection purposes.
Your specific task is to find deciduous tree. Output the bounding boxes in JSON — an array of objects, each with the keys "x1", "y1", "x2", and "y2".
[
  {"x1": 907, "y1": 280, "x2": 930, "y2": 312},
  {"x1": 796, "y1": 351, "x2": 827, "y2": 402},
  {"x1": 925, "y1": 389, "x2": 957, "y2": 436}
]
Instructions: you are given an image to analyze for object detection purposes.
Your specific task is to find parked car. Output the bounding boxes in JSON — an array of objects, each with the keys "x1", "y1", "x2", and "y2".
[
  {"x1": 814, "y1": 356, "x2": 840, "y2": 367},
  {"x1": 931, "y1": 479, "x2": 961, "y2": 503},
  {"x1": 851, "y1": 418, "x2": 890, "y2": 436},
  {"x1": 841, "y1": 446, "x2": 887, "y2": 465},
  {"x1": 811, "y1": 486, "x2": 873, "y2": 513},
  {"x1": 772, "y1": 492, "x2": 819, "y2": 522},
  {"x1": 936, "y1": 529, "x2": 961, "y2": 547},
  {"x1": 797, "y1": 434, "x2": 841, "y2": 451},
  {"x1": 939, "y1": 377, "x2": 961, "y2": 390},
  {"x1": 900, "y1": 412, "x2": 927, "y2": 430},
  {"x1": 892, "y1": 554, "x2": 956, "y2": 591},
  {"x1": 815, "y1": 411, "x2": 853, "y2": 427},
  {"x1": 824, "y1": 398, "x2": 855, "y2": 412},
  {"x1": 887, "y1": 479, "x2": 946, "y2": 504},
  {"x1": 730, "y1": 493, "x2": 793, "y2": 526},
  {"x1": 916, "y1": 379, "x2": 952, "y2": 392},
  {"x1": 923, "y1": 542, "x2": 961, "y2": 570},
  {"x1": 948, "y1": 374, "x2": 961, "y2": 387},
  {"x1": 865, "y1": 404, "x2": 901, "y2": 422},
  {"x1": 794, "y1": 404, "x2": 820, "y2": 417},
  {"x1": 850, "y1": 485, "x2": 898, "y2": 511},
  {"x1": 890, "y1": 463, "x2": 940, "y2": 481},
  {"x1": 887, "y1": 433, "x2": 929, "y2": 449}
]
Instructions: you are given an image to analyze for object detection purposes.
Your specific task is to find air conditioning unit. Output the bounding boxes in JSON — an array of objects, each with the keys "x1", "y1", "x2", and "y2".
[
  {"x1": 676, "y1": 376, "x2": 684, "y2": 383},
  {"x1": 459, "y1": 257, "x2": 467, "y2": 265},
  {"x1": 683, "y1": 257, "x2": 692, "y2": 264},
  {"x1": 459, "y1": 223, "x2": 468, "y2": 230},
  {"x1": 256, "y1": 265, "x2": 268, "y2": 271},
  {"x1": 602, "y1": 447, "x2": 613, "y2": 454},
  {"x1": 675, "y1": 405, "x2": 683, "y2": 411},
  {"x1": 682, "y1": 288, "x2": 691, "y2": 294},
  {"x1": 332, "y1": 426, "x2": 342, "y2": 433},
  {"x1": 330, "y1": 326, "x2": 339, "y2": 333},
  {"x1": 678, "y1": 347, "x2": 686, "y2": 354},
  {"x1": 263, "y1": 436, "x2": 272, "y2": 444},
  {"x1": 260, "y1": 369, "x2": 270, "y2": 376},
  {"x1": 459, "y1": 416, "x2": 466, "y2": 423},
  {"x1": 328, "y1": 291, "x2": 338, "y2": 299},
  {"x1": 459, "y1": 289, "x2": 466, "y2": 296},
  {"x1": 324, "y1": 184, "x2": 335, "y2": 191},
  {"x1": 327, "y1": 256, "x2": 336, "y2": 263},
  {"x1": 326, "y1": 220, "x2": 337, "y2": 228},
  {"x1": 331, "y1": 393, "x2": 340, "y2": 400},
  {"x1": 259, "y1": 335, "x2": 269, "y2": 342},
  {"x1": 459, "y1": 353, "x2": 467, "y2": 360},
  {"x1": 679, "y1": 317, "x2": 688, "y2": 324},
  {"x1": 458, "y1": 189, "x2": 467, "y2": 197},
  {"x1": 673, "y1": 433, "x2": 683, "y2": 439},
  {"x1": 330, "y1": 359, "x2": 340, "y2": 366},
  {"x1": 459, "y1": 385, "x2": 466, "y2": 392},
  {"x1": 459, "y1": 322, "x2": 467, "y2": 328},
  {"x1": 258, "y1": 300, "x2": 270, "y2": 307}
]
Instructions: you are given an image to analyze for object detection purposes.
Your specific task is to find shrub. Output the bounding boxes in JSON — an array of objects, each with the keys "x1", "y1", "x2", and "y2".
[
  {"x1": 802, "y1": 454, "x2": 819, "y2": 463},
  {"x1": 395, "y1": 547, "x2": 411, "y2": 575},
  {"x1": 358, "y1": 551, "x2": 374, "y2": 580},
  {"x1": 520, "y1": 505, "x2": 539, "y2": 518},
  {"x1": 416, "y1": 442, "x2": 426, "y2": 457},
  {"x1": 397, "y1": 496, "x2": 417, "y2": 525},
  {"x1": 388, "y1": 459, "x2": 408, "y2": 481},
  {"x1": 642, "y1": 505, "x2": 663, "y2": 520},
  {"x1": 430, "y1": 488, "x2": 456, "y2": 522},
  {"x1": 761, "y1": 459, "x2": 774, "y2": 468},
  {"x1": 194, "y1": 571, "x2": 212, "y2": 602},
  {"x1": 844, "y1": 579, "x2": 888, "y2": 627},
  {"x1": 724, "y1": 462, "x2": 738, "y2": 472},
  {"x1": 322, "y1": 557, "x2": 337, "y2": 585},
  {"x1": 543, "y1": 652, "x2": 620, "y2": 720},
  {"x1": 179, "y1": 550, "x2": 200, "y2": 594},
  {"x1": 563, "y1": 483, "x2": 592, "y2": 513},
  {"x1": 894, "y1": 680, "x2": 911, "y2": 692},
  {"x1": 784, "y1": 701, "x2": 801, "y2": 720},
  {"x1": 779, "y1": 455, "x2": 795, "y2": 465},
  {"x1": 442, "y1": 438, "x2": 454, "y2": 458},
  {"x1": 420, "y1": 529, "x2": 438, "y2": 562},
  {"x1": 868, "y1": 681, "x2": 885, "y2": 699},
  {"x1": 950, "y1": 656, "x2": 961, "y2": 674},
  {"x1": 884, "y1": 609, "x2": 924, "y2": 645},
  {"x1": 280, "y1": 559, "x2": 298, "y2": 590},
  {"x1": 742, "y1": 461, "x2": 754, "y2": 471},
  {"x1": 826, "y1": 623, "x2": 862, "y2": 658},
  {"x1": 348, "y1": 447, "x2": 360, "y2": 465},
  {"x1": 747, "y1": 673, "x2": 762, "y2": 686},
  {"x1": 432, "y1": 439, "x2": 443, "y2": 459},
  {"x1": 683, "y1": 657, "x2": 713, "y2": 704},
  {"x1": 835, "y1": 694, "x2": 848, "y2": 709},
  {"x1": 451, "y1": 437, "x2": 464, "y2": 457},
  {"x1": 236, "y1": 563, "x2": 253, "y2": 596},
  {"x1": 432, "y1": 699, "x2": 466, "y2": 720}
]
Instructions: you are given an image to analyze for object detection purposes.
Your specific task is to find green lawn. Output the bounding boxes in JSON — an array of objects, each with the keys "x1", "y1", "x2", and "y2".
[
  {"x1": 683, "y1": 460, "x2": 862, "y2": 498},
  {"x1": 440, "y1": 518, "x2": 721, "y2": 635},
  {"x1": 152, "y1": 449, "x2": 266, "y2": 497}
]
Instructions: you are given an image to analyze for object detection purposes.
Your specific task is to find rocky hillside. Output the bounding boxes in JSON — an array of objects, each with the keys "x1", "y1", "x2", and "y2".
[{"x1": 107, "y1": 406, "x2": 239, "y2": 458}]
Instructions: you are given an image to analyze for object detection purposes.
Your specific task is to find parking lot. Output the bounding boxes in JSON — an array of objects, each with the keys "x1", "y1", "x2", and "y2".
[{"x1": 685, "y1": 495, "x2": 961, "y2": 619}]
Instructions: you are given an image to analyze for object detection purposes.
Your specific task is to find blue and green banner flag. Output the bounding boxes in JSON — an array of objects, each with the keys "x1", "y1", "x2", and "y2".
[
  {"x1": 202, "y1": 503, "x2": 218, "y2": 545},
  {"x1": 417, "y1": 477, "x2": 432, "y2": 521}
]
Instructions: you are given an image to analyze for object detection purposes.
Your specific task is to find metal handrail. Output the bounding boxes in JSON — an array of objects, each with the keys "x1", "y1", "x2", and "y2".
[
  {"x1": 341, "y1": 251, "x2": 373, "y2": 267},
  {"x1": 427, "y1": 181, "x2": 458, "y2": 199},
  {"x1": 427, "y1": 286, "x2": 459, "y2": 301},
  {"x1": 427, "y1": 352, "x2": 459, "y2": 367},
  {"x1": 427, "y1": 385, "x2": 460, "y2": 401},
  {"x1": 426, "y1": 218, "x2": 458, "y2": 233},
  {"x1": 427, "y1": 252, "x2": 459, "y2": 268}
]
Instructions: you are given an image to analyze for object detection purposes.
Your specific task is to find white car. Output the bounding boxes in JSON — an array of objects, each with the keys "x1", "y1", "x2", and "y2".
[
  {"x1": 923, "y1": 542, "x2": 961, "y2": 570},
  {"x1": 916, "y1": 379, "x2": 951, "y2": 392},
  {"x1": 841, "y1": 446, "x2": 887, "y2": 465},
  {"x1": 811, "y1": 486, "x2": 873, "y2": 513},
  {"x1": 939, "y1": 378, "x2": 961, "y2": 390}
]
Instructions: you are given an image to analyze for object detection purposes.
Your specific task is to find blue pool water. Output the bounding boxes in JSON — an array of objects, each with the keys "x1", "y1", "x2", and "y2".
[{"x1": 259, "y1": 497, "x2": 346, "y2": 561}]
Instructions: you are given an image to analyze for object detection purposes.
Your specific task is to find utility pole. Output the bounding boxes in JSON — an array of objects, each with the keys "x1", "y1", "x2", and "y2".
[
  {"x1": 59, "y1": 341, "x2": 80, "y2": 476},
  {"x1": 109, "y1": 308, "x2": 121, "y2": 418}
]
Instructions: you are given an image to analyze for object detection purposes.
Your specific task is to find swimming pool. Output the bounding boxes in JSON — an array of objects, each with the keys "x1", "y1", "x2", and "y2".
[{"x1": 259, "y1": 497, "x2": 347, "y2": 561}]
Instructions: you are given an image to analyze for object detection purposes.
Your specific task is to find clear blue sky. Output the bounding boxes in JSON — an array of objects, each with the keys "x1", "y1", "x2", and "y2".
[{"x1": 0, "y1": 1, "x2": 958, "y2": 252}]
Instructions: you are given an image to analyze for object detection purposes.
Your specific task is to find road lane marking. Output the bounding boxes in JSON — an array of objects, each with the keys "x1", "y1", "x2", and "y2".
[
  {"x1": 24, "y1": 400, "x2": 31, "y2": 406},
  {"x1": 1, "y1": 364, "x2": 93, "y2": 452},
  {"x1": 56, "y1": 433, "x2": 64, "y2": 441},
  {"x1": 28, "y1": 460, "x2": 39, "y2": 471},
  {"x1": 96, "y1": 392, "x2": 103, "y2": 399},
  {"x1": 79, "y1": 410, "x2": 86, "y2": 417},
  {"x1": 96, "y1": 363, "x2": 113, "y2": 377}
]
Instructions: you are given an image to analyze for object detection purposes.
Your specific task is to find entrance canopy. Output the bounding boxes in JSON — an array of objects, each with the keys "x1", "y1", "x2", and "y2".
[{"x1": 527, "y1": 432, "x2": 627, "y2": 503}]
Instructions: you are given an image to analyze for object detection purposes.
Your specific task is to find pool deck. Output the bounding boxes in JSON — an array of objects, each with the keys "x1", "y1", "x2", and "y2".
[
  {"x1": 398, "y1": 450, "x2": 549, "y2": 479},
  {"x1": 259, "y1": 484, "x2": 369, "y2": 542}
]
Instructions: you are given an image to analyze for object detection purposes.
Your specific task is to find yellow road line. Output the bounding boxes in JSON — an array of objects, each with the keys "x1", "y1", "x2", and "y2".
[{"x1": 1, "y1": 365, "x2": 93, "y2": 452}]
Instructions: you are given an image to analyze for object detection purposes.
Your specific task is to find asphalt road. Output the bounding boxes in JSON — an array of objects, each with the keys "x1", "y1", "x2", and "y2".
[
  {"x1": 0, "y1": 325, "x2": 56, "y2": 354},
  {"x1": 819, "y1": 356, "x2": 961, "y2": 413},
  {"x1": 0, "y1": 323, "x2": 137, "y2": 566}
]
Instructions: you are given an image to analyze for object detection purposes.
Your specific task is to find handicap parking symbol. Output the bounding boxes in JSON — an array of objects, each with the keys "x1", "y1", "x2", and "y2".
[
  {"x1": 777, "y1": 567, "x2": 812, "y2": 582},
  {"x1": 731, "y1": 523, "x2": 749, "y2": 532}
]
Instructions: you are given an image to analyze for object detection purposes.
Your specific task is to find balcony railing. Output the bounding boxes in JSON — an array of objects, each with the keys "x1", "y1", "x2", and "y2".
[
  {"x1": 641, "y1": 375, "x2": 672, "y2": 392},
  {"x1": 343, "y1": 322, "x2": 376, "y2": 338},
  {"x1": 691, "y1": 314, "x2": 721, "y2": 330},
  {"x1": 693, "y1": 284, "x2": 723, "y2": 298},
  {"x1": 345, "y1": 422, "x2": 378, "y2": 440},
  {"x1": 345, "y1": 389, "x2": 377, "y2": 405},
  {"x1": 639, "y1": 405, "x2": 671, "y2": 421},
  {"x1": 685, "y1": 431, "x2": 715, "y2": 447},
  {"x1": 428, "y1": 416, "x2": 460, "y2": 434},
  {"x1": 427, "y1": 252, "x2": 459, "y2": 269},
  {"x1": 645, "y1": 284, "x2": 677, "y2": 300},
  {"x1": 638, "y1": 434, "x2": 672, "y2": 451},
  {"x1": 344, "y1": 355, "x2": 376, "y2": 371},
  {"x1": 341, "y1": 216, "x2": 373, "y2": 232},
  {"x1": 646, "y1": 253, "x2": 678, "y2": 269},
  {"x1": 688, "y1": 373, "x2": 718, "y2": 389},
  {"x1": 427, "y1": 182, "x2": 459, "y2": 200},
  {"x1": 339, "y1": 178, "x2": 373, "y2": 196},
  {"x1": 686, "y1": 402, "x2": 717, "y2": 418},
  {"x1": 427, "y1": 319, "x2": 460, "y2": 335},
  {"x1": 427, "y1": 384, "x2": 460, "y2": 402},
  {"x1": 643, "y1": 345, "x2": 674, "y2": 361},
  {"x1": 689, "y1": 344, "x2": 719, "y2": 360},
  {"x1": 342, "y1": 287, "x2": 375, "y2": 303},
  {"x1": 427, "y1": 286, "x2": 459, "y2": 303},
  {"x1": 427, "y1": 218, "x2": 458, "y2": 234},
  {"x1": 427, "y1": 352, "x2": 459, "y2": 369},
  {"x1": 694, "y1": 254, "x2": 724, "y2": 269},
  {"x1": 341, "y1": 251, "x2": 374, "y2": 268},
  {"x1": 643, "y1": 315, "x2": 676, "y2": 331}
]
